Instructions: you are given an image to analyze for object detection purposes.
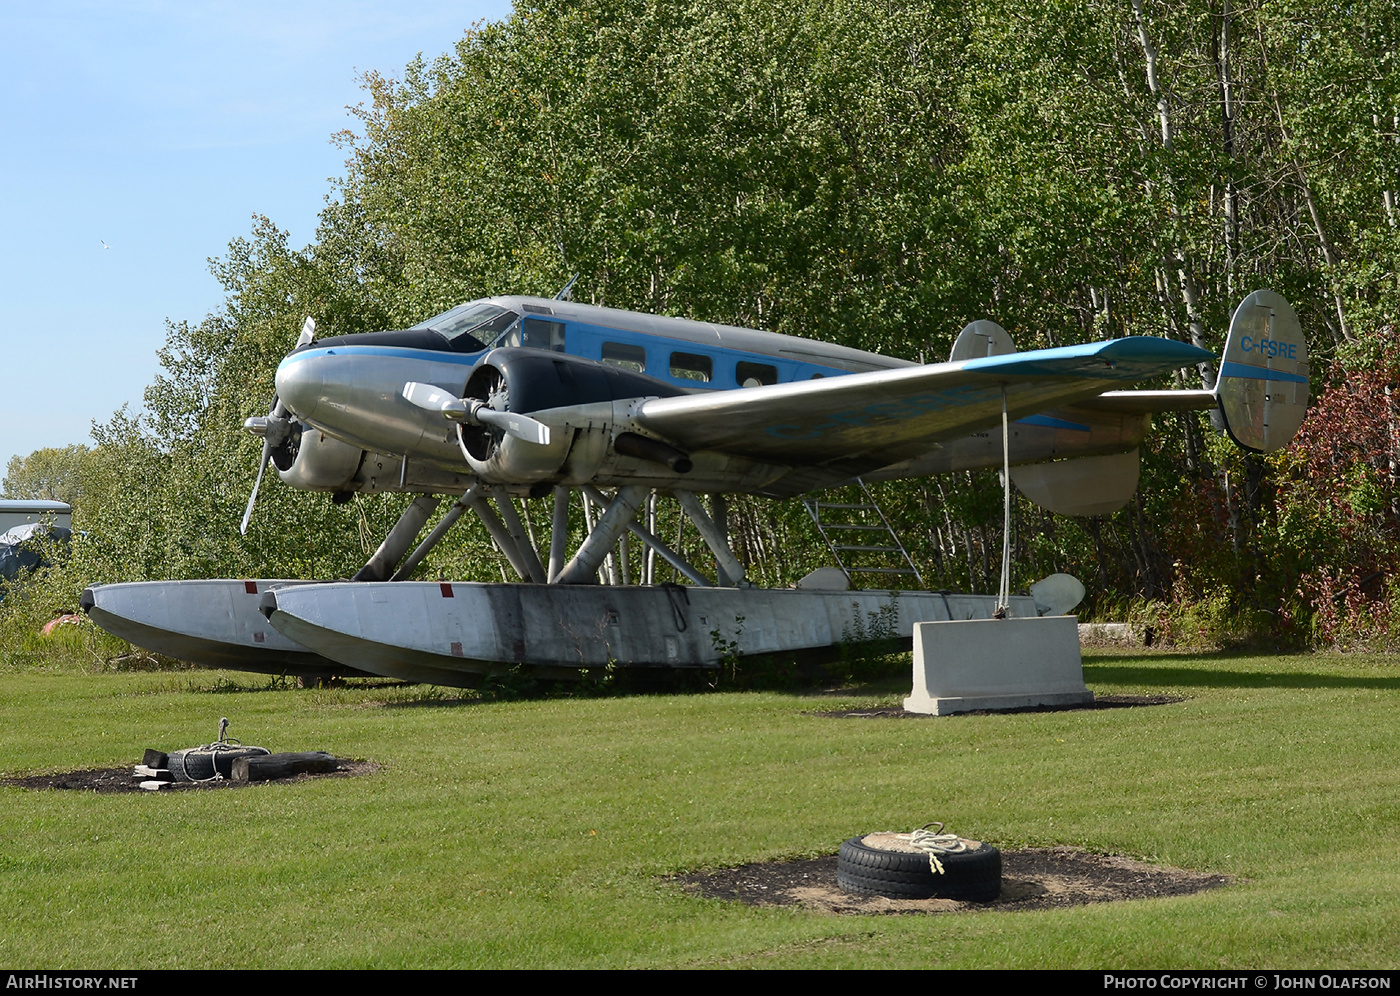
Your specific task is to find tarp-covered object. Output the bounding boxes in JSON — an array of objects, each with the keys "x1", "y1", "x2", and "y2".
[{"x1": 0, "y1": 523, "x2": 72, "y2": 586}]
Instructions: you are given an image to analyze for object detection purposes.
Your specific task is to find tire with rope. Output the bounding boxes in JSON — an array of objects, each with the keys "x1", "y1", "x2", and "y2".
[
  {"x1": 837, "y1": 823, "x2": 1001, "y2": 901},
  {"x1": 168, "y1": 744, "x2": 270, "y2": 782}
]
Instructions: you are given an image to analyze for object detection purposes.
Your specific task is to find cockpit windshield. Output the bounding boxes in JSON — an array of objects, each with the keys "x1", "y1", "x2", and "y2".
[{"x1": 410, "y1": 302, "x2": 519, "y2": 346}]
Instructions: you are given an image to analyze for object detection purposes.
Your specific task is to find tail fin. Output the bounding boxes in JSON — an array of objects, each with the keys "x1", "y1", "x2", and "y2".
[
  {"x1": 1215, "y1": 290, "x2": 1310, "y2": 452},
  {"x1": 948, "y1": 320, "x2": 1015, "y2": 361}
]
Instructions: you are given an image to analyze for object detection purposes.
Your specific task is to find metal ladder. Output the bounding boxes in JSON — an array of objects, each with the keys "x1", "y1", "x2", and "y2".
[{"x1": 803, "y1": 479, "x2": 925, "y2": 588}]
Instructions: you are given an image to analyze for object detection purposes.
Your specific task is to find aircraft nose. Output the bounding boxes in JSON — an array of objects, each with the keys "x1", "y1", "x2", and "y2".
[{"x1": 274, "y1": 350, "x2": 325, "y2": 421}]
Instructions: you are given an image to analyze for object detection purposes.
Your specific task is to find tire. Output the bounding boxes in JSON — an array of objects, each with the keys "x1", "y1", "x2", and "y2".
[
  {"x1": 837, "y1": 835, "x2": 1001, "y2": 901},
  {"x1": 168, "y1": 747, "x2": 268, "y2": 782}
]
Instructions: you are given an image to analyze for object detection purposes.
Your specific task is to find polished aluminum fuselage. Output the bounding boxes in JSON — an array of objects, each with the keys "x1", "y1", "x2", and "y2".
[
  {"x1": 277, "y1": 344, "x2": 476, "y2": 471},
  {"x1": 272, "y1": 295, "x2": 1149, "y2": 495}
]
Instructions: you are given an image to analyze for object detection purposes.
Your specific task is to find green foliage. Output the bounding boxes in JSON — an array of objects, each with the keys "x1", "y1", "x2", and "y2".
[
  {"x1": 3, "y1": 444, "x2": 98, "y2": 504},
  {"x1": 11, "y1": 0, "x2": 1400, "y2": 650}
]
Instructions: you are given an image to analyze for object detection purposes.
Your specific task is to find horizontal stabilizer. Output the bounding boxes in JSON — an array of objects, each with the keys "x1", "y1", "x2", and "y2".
[
  {"x1": 1078, "y1": 389, "x2": 1217, "y2": 414},
  {"x1": 1029, "y1": 573, "x2": 1086, "y2": 616},
  {"x1": 948, "y1": 320, "x2": 1015, "y2": 361}
]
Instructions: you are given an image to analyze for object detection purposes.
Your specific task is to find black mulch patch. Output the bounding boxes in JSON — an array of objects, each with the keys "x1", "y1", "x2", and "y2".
[
  {"x1": 813, "y1": 694, "x2": 1184, "y2": 719},
  {"x1": 676, "y1": 847, "x2": 1228, "y2": 915},
  {"x1": 2, "y1": 761, "x2": 377, "y2": 794}
]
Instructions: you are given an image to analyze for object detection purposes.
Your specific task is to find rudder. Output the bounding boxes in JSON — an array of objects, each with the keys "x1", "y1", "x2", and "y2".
[{"x1": 1216, "y1": 290, "x2": 1310, "y2": 452}]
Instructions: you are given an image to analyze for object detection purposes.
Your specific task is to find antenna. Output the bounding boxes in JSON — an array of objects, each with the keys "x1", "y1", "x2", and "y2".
[{"x1": 554, "y1": 274, "x2": 579, "y2": 301}]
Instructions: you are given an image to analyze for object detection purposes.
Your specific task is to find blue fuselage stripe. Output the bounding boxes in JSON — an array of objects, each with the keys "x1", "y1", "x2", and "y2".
[{"x1": 282, "y1": 345, "x2": 483, "y2": 368}]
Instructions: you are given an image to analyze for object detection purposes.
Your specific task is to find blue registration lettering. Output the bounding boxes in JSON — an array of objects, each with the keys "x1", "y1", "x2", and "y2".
[{"x1": 1240, "y1": 336, "x2": 1296, "y2": 360}]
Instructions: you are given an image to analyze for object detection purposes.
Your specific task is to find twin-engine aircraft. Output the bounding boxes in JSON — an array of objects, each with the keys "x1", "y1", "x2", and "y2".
[{"x1": 83, "y1": 289, "x2": 1309, "y2": 685}]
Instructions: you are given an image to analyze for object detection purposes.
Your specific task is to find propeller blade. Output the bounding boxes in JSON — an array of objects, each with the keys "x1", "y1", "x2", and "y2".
[
  {"x1": 240, "y1": 313, "x2": 313, "y2": 534},
  {"x1": 402, "y1": 382, "x2": 550, "y2": 444},
  {"x1": 240, "y1": 439, "x2": 271, "y2": 535},
  {"x1": 402, "y1": 381, "x2": 468, "y2": 418},
  {"x1": 475, "y1": 408, "x2": 551, "y2": 445}
]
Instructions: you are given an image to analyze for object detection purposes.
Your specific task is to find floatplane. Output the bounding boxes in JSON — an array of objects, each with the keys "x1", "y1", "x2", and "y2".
[{"x1": 82, "y1": 288, "x2": 1308, "y2": 685}]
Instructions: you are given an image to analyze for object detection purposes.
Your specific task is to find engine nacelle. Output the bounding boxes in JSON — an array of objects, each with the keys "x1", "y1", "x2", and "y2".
[
  {"x1": 276, "y1": 424, "x2": 365, "y2": 492},
  {"x1": 457, "y1": 348, "x2": 686, "y2": 484},
  {"x1": 1011, "y1": 449, "x2": 1141, "y2": 516}
]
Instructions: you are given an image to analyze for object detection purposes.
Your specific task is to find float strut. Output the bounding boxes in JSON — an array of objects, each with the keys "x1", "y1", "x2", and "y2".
[
  {"x1": 352, "y1": 495, "x2": 442, "y2": 582},
  {"x1": 675, "y1": 490, "x2": 745, "y2": 586},
  {"x1": 390, "y1": 486, "x2": 479, "y2": 581},
  {"x1": 556, "y1": 486, "x2": 648, "y2": 585},
  {"x1": 547, "y1": 486, "x2": 571, "y2": 583},
  {"x1": 643, "y1": 492, "x2": 658, "y2": 585},
  {"x1": 711, "y1": 493, "x2": 732, "y2": 587},
  {"x1": 464, "y1": 490, "x2": 535, "y2": 582}
]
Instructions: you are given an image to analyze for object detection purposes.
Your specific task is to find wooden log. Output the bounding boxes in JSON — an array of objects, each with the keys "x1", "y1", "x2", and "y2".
[{"x1": 230, "y1": 751, "x2": 340, "y2": 783}]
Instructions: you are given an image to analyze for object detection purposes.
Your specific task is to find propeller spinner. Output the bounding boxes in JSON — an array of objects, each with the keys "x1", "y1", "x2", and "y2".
[{"x1": 402, "y1": 381, "x2": 551, "y2": 445}]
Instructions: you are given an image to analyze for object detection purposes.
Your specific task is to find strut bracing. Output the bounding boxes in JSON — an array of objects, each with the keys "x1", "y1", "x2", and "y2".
[
  {"x1": 391, "y1": 487, "x2": 480, "y2": 582},
  {"x1": 556, "y1": 486, "x2": 649, "y2": 584},
  {"x1": 352, "y1": 495, "x2": 442, "y2": 582},
  {"x1": 674, "y1": 490, "x2": 745, "y2": 586},
  {"x1": 490, "y1": 486, "x2": 546, "y2": 583},
  {"x1": 585, "y1": 486, "x2": 712, "y2": 587}
]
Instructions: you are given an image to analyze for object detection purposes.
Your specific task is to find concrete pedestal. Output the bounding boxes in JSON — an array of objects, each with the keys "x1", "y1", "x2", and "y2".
[{"x1": 904, "y1": 616, "x2": 1093, "y2": 715}]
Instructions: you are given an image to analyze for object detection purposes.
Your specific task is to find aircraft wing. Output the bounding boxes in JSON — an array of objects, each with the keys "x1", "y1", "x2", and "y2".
[{"x1": 630, "y1": 337, "x2": 1212, "y2": 466}]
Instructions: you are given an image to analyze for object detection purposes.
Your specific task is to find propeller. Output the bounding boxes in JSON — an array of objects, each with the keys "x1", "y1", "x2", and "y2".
[
  {"x1": 402, "y1": 381, "x2": 551, "y2": 445},
  {"x1": 240, "y1": 317, "x2": 315, "y2": 534}
]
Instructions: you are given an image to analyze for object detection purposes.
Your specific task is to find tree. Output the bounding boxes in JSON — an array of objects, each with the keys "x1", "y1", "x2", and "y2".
[
  {"x1": 3, "y1": 445, "x2": 95, "y2": 505},
  {"x1": 15, "y1": 0, "x2": 1400, "y2": 646}
]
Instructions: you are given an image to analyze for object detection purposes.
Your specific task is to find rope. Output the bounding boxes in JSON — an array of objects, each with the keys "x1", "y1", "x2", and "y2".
[
  {"x1": 177, "y1": 717, "x2": 271, "y2": 782},
  {"x1": 898, "y1": 822, "x2": 969, "y2": 876},
  {"x1": 662, "y1": 583, "x2": 690, "y2": 631}
]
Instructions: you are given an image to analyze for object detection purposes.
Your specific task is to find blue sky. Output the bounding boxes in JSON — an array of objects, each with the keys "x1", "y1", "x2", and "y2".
[{"x1": 0, "y1": 0, "x2": 511, "y2": 480}]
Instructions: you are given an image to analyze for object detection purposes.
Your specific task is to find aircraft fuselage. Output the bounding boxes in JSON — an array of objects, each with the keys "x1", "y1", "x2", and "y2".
[{"x1": 271, "y1": 295, "x2": 1150, "y2": 497}]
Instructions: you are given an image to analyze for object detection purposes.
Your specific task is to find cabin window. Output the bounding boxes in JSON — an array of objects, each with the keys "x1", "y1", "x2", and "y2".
[
  {"x1": 521, "y1": 318, "x2": 566, "y2": 352},
  {"x1": 670, "y1": 352, "x2": 713, "y2": 382},
  {"x1": 736, "y1": 361, "x2": 777, "y2": 387},
  {"x1": 601, "y1": 341, "x2": 647, "y2": 372}
]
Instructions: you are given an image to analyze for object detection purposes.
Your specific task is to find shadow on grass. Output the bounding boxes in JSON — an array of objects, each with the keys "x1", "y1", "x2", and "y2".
[
  {"x1": 381, "y1": 693, "x2": 494, "y2": 710},
  {"x1": 169, "y1": 652, "x2": 1400, "y2": 704},
  {"x1": 1084, "y1": 655, "x2": 1400, "y2": 691}
]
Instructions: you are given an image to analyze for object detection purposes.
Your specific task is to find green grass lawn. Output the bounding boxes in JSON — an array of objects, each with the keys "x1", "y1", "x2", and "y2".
[{"x1": 1, "y1": 648, "x2": 1397, "y2": 968}]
